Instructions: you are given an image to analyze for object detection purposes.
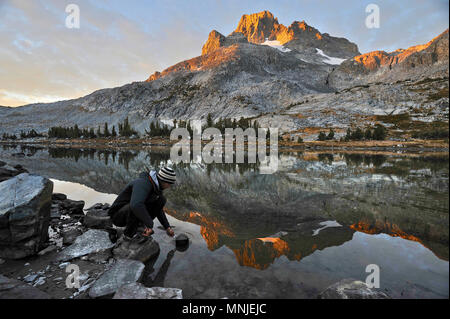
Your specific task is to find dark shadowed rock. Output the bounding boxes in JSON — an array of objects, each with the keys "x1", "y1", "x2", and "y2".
[
  {"x1": 52, "y1": 193, "x2": 67, "y2": 201},
  {"x1": 113, "y1": 282, "x2": 182, "y2": 299},
  {"x1": 86, "y1": 203, "x2": 110, "y2": 211},
  {"x1": 113, "y1": 236, "x2": 160, "y2": 263},
  {"x1": 83, "y1": 209, "x2": 113, "y2": 229},
  {"x1": 59, "y1": 199, "x2": 85, "y2": 215},
  {"x1": 317, "y1": 279, "x2": 391, "y2": 299},
  {"x1": 0, "y1": 173, "x2": 52, "y2": 259},
  {"x1": 0, "y1": 163, "x2": 28, "y2": 183},
  {"x1": 0, "y1": 274, "x2": 51, "y2": 299},
  {"x1": 89, "y1": 259, "x2": 145, "y2": 298},
  {"x1": 56, "y1": 229, "x2": 115, "y2": 261}
]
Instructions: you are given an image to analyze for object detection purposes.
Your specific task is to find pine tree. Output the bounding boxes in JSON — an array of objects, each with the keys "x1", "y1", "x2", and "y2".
[
  {"x1": 104, "y1": 123, "x2": 110, "y2": 137},
  {"x1": 327, "y1": 128, "x2": 335, "y2": 140},
  {"x1": 318, "y1": 131, "x2": 327, "y2": 141},
  {"x1": 373, "y1": 124, "x2": 387, "y2": 140},
  {"x1": 364, "y1": 128, "x2": 373, "y2": 140},
  {"x1": 352, "y1": 128, "x2": 364, "y2": 140},
  {"x1": 206, "y1": 113, "x2": 214, "y2": 128}
]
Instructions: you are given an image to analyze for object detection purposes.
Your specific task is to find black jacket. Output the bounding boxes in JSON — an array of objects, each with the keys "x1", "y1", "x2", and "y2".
[{"x1": 108, "y1": 171, "x2": 170, "y2": 229}]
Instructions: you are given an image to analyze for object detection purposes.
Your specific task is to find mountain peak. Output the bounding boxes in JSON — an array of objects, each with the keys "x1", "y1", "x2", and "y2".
[
  {"x1": 200, "y1": 10, "x2": 359, "y2": 59},
  {"x1": 201, "y1": 30, "x2": 226, "y2": 55},
  {"x1": 234, "y1": 10, "x2": 281, "y2": 44}
]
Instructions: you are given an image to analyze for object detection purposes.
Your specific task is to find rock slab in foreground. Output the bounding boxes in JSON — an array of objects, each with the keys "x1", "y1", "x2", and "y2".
[
  {"x1": 113, "y1": 236, "x2": 160, "y2": 263},
  {"x1": 317, "y1": 279, "x2": 391, "y2": 299},
  {"x1": 56, "y1": 229, "x2": 115, "y2": 261},
  {"x1": 0, "y1": 173, "x2": 52, "y2": 259},
  {"x1": 0, "y1": 274, "x2": 51, "y2": 299},
  {"x1": 89, "y1": 259, "x2": 145, "y2": 298},
  {"x1": 113, "y1": 282, "x2": 182, "y2": 299}
]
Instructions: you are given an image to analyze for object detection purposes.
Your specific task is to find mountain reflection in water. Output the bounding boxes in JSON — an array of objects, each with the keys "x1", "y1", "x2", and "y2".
[{"x1": 1, "y1": 144, "x2": 448, "y2": 298}]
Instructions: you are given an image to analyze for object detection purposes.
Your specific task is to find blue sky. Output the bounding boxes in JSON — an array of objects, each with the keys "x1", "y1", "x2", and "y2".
[{"x1": 0, "y1": 0, "x2": 448, "y2": 106}]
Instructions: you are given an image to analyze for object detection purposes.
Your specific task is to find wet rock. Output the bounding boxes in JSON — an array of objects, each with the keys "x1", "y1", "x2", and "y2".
[
  {"x1": 23, "y1": 274, "x2": 38, "y2": 283},
  {"x1": 113, "y1": 236, "x2": 160, "y2": 263},
  {"x1": 317, "y1": 279, "x2": 391, "y2": 299},
  {"x1": 86, "y1": 203, "x2": 110, "y2": 211},
  {"x1": 88, "y1": 259, "x2": 145, "y2": 298},
  {"x1": 83, "y1": 209, "x2": 113, "y2": 229},
  {"x1": 33, "y1": 277, "x2": 46, "y2": 287},
  {"x1": 61, "y1": 228, "x2": 83, "y2": 245},
  {"x1": 37, "y1": 245, "x2": 57, "y2": 256},
  {"x1": 0, "y1": 163, "x2": 28, "y2": 182},
  {"x1": 0, "y1": 173, "x2": 52, "y2": 259},
  {"x1": 59, "y1": 199, "x2": 85, "y2": 216},
  {"x1": 50, "y1": 209, "x2": 62, "y2": 219},
  {"x1": 113, "y1": 282, "x2": 183, "y2": 299},
  {"x1": 52, "y1": 193, "x2": 67, "y2": 201},
  {"x1": 56, "y1": 229, "x2": 115, "y2": 261},
  {"x1": 0, "y1": 274, "x2": 51, "y2": 299}
]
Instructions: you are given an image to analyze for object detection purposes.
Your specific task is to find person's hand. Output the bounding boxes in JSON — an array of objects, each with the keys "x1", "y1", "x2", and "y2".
[
  {"x1": 166, "y1": 227, "x2": 175, "y2": 237},
  {"x1": 143, "y1": 227, "x2": 154, "y2": 237}
]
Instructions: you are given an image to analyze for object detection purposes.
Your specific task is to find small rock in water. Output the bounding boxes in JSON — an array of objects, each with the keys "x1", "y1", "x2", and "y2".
[{"x1": 0, "y1": 258, "x2": 5, "y2": 265}]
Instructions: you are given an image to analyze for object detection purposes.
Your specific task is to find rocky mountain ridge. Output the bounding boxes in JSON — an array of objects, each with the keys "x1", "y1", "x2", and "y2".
[{"x1": 0, "y1": 11, "x2": 448, "y2": 140}]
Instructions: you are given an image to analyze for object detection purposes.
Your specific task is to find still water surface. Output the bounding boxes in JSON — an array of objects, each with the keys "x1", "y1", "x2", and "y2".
[{"x1": 1, "y1": 144, "x2": 448, "y2": 298}]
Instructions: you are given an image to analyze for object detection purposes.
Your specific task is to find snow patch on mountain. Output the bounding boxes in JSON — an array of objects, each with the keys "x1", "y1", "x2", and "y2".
[
  {"x1": 261, "y1": 39, "x2": 291, "y2": 53},
  {"x1": 316, "y1": 48, "x2": 346, "y2": 65}
]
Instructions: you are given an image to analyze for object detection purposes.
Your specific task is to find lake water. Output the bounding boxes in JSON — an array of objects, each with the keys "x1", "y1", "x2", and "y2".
[{"x1": 1, "y1": 144, "x2": 448, "y2": 298}]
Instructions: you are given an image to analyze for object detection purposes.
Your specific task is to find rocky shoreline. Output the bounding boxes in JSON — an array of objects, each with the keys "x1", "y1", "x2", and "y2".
[
  {"x1": 0, "y1": 160, "x2": 390, "y2": 299},
  {"x1": 0, "y1": 161, "x2": 182, "y2": 299}
]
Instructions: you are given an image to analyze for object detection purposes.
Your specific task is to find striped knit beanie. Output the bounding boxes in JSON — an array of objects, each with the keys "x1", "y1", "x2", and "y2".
[{"x1": 157, "y1": 166, "x2": 176, "y2": 184}]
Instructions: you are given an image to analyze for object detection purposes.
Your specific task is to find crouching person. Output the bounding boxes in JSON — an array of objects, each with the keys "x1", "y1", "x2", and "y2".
[{"x1": 107, "y1": 166, "x2": 176, "y2": 243}]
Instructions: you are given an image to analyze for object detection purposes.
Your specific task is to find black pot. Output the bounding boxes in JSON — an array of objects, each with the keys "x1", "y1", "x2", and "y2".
[{"x1": 175, "y1": 233, "x2": 189, "y2": 248}]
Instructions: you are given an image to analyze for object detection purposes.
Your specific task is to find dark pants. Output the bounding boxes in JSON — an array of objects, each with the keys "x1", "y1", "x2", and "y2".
[{"x1": 111, "y1": 204, "x2": 140, "y2": 237}]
